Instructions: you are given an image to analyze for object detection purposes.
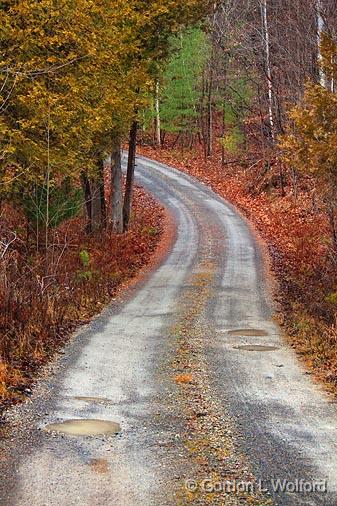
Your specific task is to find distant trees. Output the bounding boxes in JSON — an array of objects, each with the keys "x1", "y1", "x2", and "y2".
[
  {"x1": 281, "y1": 34, "x2": 337, "y2": 247},
  {"x1": 159, "y1": 28, "x2": 210, "y2": 151},
  {"x1": 137, "y1": 0, "x2": 337, "y2": 249},
  {"x1": 145, "y1": 0, "x2": 336, "y2": 155},
  {"x1": 3, "y1": 0, "x2": 335, "y2": 246}
]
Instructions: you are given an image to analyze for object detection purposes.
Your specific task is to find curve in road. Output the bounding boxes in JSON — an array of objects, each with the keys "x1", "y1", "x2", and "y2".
[{"x1": 1, "y1": 156, "x2": 337, "y2": 506}]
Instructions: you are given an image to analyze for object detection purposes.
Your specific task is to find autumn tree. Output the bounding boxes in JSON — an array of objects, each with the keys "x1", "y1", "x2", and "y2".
[
  {"x1": 0, "y1": 0, "x2": 214, "y2": 241},
  {"x1": 281, "y1": 34, "x2": 337, "y2": 248},
  {"x1": 120, "y1": 0, "x2": 215, "y2": 230},
  {"x1": 0, "y1": 0, "x2": 133, "y2": 238}
]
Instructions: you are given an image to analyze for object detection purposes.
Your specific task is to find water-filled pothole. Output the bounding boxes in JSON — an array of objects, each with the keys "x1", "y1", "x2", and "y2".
[
  {"x1": 235, "y1": 344, "x2": 279, "y2": 352},
  {"x1": 228, "y1": 329, "x2": 268, "y2": 337},
  {"x1": 74, "y1": 396, "x2": 112, "y2": 405},
  {"x1": 44, "y1": 419, "x2": 121, "y2": 436}
]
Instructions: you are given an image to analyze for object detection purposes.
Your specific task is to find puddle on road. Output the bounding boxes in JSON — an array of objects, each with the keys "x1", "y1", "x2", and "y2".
[
  {"x1": 228, "y1": 329, "x2": 268, "y2": 337},
  {"x1": 44, "y1": 419, "x2": 121, "y2": 436},
  {"x1": 90, "y1": 458, "x2": 109, "y2": 474},
  {"x1": 235, "y1": 344, "x2": 279, "y2": 352},
  {"x1": 73, "y1": 396, "x2": 112, "y2": 405}
]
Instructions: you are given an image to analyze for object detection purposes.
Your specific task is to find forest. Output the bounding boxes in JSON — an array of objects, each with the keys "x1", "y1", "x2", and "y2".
[
  {"x1": 1, "y1": 0, "x2": 337, "y2": 405},
  {"x1": 142, "y1": 0, "x2": 337, "y2": 395},
  {"x1": 0, "y1": 0, "x2": 210, "y2": 403}
]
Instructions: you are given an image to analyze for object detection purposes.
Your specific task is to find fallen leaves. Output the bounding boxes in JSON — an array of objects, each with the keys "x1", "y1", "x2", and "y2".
[
  {"x1": 175, "y1": 373, "x2": 194, "y2": 384},
  {"x1": 139, "y1": 143, "x2": 337, "y2": 396},
  {"x1": 0, "y1": 187, "x2": 165, "y2": 406}
]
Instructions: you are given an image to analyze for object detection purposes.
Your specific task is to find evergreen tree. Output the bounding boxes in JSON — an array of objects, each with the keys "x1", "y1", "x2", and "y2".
[{"x1": 160, "y1": 28, "x2": 210, "y2": 137}]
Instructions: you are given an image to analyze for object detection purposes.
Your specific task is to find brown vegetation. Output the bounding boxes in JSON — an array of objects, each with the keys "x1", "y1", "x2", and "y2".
[
  {"x1": 0, "y1": 187, "x2": 164, "y2": 407},
  {"x1": 139, "y1": 143, "x2": 337, "y2": 396}
]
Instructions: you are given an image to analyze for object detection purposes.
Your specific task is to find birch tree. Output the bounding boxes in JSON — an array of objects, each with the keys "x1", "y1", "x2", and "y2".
[
  {"x1": 154, "y1": 81, "x2": 162, "y2": 148},
  {"x1": 316, "y1": 0, "x2": 327, "y2": 87},
  {"x1": 260, "y1": 0, "x2": 275, "y2": 142}
]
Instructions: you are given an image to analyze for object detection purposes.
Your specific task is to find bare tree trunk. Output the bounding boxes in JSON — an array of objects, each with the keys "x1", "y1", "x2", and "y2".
[
  {"x1": 154, "y1": 80, "x2": 161, "y2": 148},
  {"x1": 331, "y1": 65, "x2": 335, "y2": 93},
  {"x1": 206, "y1": 2, "x2": 217, "y2": 158},
  {"x1": 206, "y1": 69, "x2": 213, "y2": 157},
  {"x1": 261, "y1": 0, "x2": 275, "y2": 143},
  {"x1": 81, "y1": 160, "x2": 106, "y2": 233},
  {"x1": 316, "y1": 0, "x2": 327, "y2": 87},
  {"x1": 99, "y1": 158, "x2": 107, "y2": 229},
  {"x1": 110, "y1": 141, "x2": 123, "y2": 234},
  {"x1": 200, "y1": 70, "x2": 208, "y2": 160},
  {"x1": 221, "y1": 99, "x2": 226, "y2": 167},
  {"x1": 90, "y1": 179, "x2": 102, "y2": 232},
  {"x1": 221, "y1": 65, "x2": 227, "y2": 168},
  {"x1": 80, "y1": 171, "x2": 92, "y2": 233},
  {"x1": 45, "y1": 113, "x2": 50, "y2": 269},
  {"x1": 291, "y1": 167, "x2": 298, "y2": 201},
  {"x1": 123, "y1": 120, "x2": 138, "y2": 232}
]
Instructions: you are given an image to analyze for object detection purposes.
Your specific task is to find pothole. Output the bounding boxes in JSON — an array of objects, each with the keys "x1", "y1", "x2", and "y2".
[
  {"x1": 44, "y1": 419, "x2": 121, "y2": 436},
  {"x1": 73, "y1": 396, "x2": 112, "y2": 405},
  {"x1": 228, "y1": 329, "x2": 268, "y2": 337},
  {"x1": 235, "y1": 344, "x2": 279, "y2": 352}
]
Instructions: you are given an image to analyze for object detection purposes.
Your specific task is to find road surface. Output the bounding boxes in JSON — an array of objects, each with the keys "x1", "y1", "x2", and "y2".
[{"x1": 1, "y1": 156, "x2": 337, "y2": 506}]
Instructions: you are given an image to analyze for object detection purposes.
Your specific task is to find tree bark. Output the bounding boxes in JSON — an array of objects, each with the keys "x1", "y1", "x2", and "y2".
[
  {"x1": 81, "y1": 160, "x2": 106, "y2": 233},
  {"x1": 154, "y1": 80, "x2": 161, "y2": 148},
  {"x1": 123, "y1": 120, "x2": 138, "y2": 232},
  {"x1": 99, "y1": 158, "x2": 107, "y2": 229},
  {"x1": 80, "y1": 171, "x2": 93, "y2": 233},
  {"x1": 221, "y1": 60, "x2": 228, "y2": 168},
  {"x1": 91, "y1": 177, "x2": 104, "y2": 232},
  {"x1": 110, "y1": 141, "x2": 123, "y2": 234},
  {"x1": 328, "y1": 204, "x2": 337, "y2": 253},
  {"x1": 316, "y1": 0, "x2": 326, "y2": 87},
  {"x1": 206, "y1": 69, "x2": 213, "y2": 157},
  {"x1": 261, "y1": 0, "x2": 275, "y2": 143},
  {"x1": 200, "y1": 70, "x2": 208, "y2": 160}
]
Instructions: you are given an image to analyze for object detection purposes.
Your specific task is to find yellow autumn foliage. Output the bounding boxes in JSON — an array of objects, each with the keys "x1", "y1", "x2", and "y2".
[
  {"x1": 280, "y1": 35, "x2": 337, "y2": 188},
  {"x1": 0, "y1": 0, "x2": 212, "y2": 198}
]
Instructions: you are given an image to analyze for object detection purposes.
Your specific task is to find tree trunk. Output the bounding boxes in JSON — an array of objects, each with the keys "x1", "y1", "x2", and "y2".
[
  {"x1": 261, "y1": 0, "x2": 275, "y2": 143},
  {"x1": 91, "y1": 178, "x2": 103, "y2": 232},
  {"x1": 221, "y1": 69, "x2": 227, "y2": 167},
  {"x1": 110, "y1": 141, "x2": 123, "y2": 234},
  {"x1": 200, "y1": 70, "x2": 208, "y2": 160},
  {"x1": 154, "y1": 80, "x2": 161, "y2": 148},
  {"x1": 328, "y1": 204, "x2": 337, "y2": 253},
  {"x1": 80, "y1": 171, "x2": 93, "y2": 233},
  {"x1": 316, "y1": 0, "x2": 326, "y2": 87},
  {"x1": 206, "y1": 69, "x2": 213, "y2": 157},
  {"x1": 123, "y1": 120, "x2": 138, "y2": 232},
  {"x1": 99, "y1": 158, "x2": 107, "y2": 229},
  {"x1": 221, "y1": 100, "x2": 226, "y2": 167},
  {"x1": 81, "y1": 160, "x2": 106, "y2": 233}
]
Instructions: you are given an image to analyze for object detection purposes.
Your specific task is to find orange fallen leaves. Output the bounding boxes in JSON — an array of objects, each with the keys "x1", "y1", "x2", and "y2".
[
  {"x1": 0, "y1": 187, "x2": 164, "y2": 405},
  {"x1": 139, "y1": 142, "x2": 337, "y2": 394},
  {"x1": 174, "y1": 373, "x2": 194, "y2": 384}
]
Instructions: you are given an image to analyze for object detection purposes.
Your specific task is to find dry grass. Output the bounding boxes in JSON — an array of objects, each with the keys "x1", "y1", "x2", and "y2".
[{"x1": 0, "y1": 186, "x2": 164, "y2": 407}]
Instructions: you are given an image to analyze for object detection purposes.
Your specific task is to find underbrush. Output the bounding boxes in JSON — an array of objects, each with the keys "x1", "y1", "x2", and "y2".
[
  {"x1": 0, "y1": 186, "x2": 164, "y2": 407},
  {"x1": 139, "y1": 144, "x2": 337, "y2": 396}
]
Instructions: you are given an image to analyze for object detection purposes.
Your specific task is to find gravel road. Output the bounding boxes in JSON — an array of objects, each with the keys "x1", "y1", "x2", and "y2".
[{"x1": 1, "y1": 156, "x2": 337, "y2": 506}]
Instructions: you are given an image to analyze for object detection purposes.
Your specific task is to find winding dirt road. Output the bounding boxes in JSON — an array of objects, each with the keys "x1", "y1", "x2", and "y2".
[{"x1": 1, "y1": 156, "x2": 337, "y2": 506}]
